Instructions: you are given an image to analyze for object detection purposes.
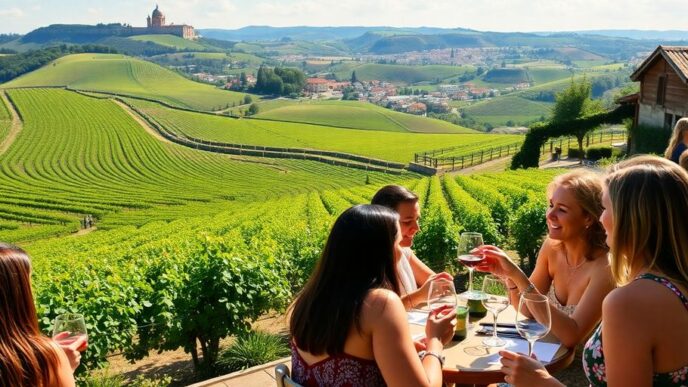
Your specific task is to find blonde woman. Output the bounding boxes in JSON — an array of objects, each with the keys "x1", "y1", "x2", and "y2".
[
  {"x1": 665, "y1": 117, "x2": 688, "y2": 163},
  {"x1": 679, "y1": 149, "x2": 688, "y2": 171},
  {"x1": 500, "y1": 156, "x2": 688, "y2": 387},
  {"x1": 476, "y1": 170, "x2": 615, "y2": 348}
]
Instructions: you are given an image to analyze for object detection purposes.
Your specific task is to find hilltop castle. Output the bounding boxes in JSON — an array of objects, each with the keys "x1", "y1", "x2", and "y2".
[{"x1": 138, "y1": 5, "x2": 195, "y2": 40}]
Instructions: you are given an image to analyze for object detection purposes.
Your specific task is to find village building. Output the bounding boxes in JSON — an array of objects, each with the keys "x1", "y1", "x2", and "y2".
[{"x1": 630, "y1": 46, "x2": 688, "y2": 129}]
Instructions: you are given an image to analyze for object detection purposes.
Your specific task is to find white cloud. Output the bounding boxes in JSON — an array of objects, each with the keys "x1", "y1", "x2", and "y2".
[{"x1": 0, "y1": 7, "x2": 24, "y2": 17}]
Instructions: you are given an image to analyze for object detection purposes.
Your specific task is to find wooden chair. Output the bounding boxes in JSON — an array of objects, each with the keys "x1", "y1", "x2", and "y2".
[{"x1": 275, "y1": 363, "x2": 302, "y2": 387}]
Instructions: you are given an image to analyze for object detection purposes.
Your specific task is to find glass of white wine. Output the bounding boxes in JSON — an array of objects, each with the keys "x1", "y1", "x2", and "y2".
[
  {"x1": 427, "y1": 278, "x2": 457, "y2": 317},
  {"x1": 52, "y1": 313, "x2": 88, "y2": 352},
  {"x1": 481, "y1": 275, "x2": 509, "y2": 347},
  {"x1": 516, "y1": 292, "x2": 552, "y2": 357}
]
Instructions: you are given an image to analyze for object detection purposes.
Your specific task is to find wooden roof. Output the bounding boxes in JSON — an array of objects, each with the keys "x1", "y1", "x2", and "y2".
[{"x1": 630, "y1": 45, "x2": 688, "y2": 84}]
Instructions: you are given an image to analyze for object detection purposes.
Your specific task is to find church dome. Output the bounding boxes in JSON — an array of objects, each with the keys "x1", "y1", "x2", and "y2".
[{"x1": 152, "y1": 5, "x2": 163, "y2": 17}]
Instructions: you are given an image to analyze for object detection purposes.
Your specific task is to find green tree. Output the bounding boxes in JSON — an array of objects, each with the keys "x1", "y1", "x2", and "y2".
[
  {"x1": 247, "y1": 103, "x2": 260, "y2": 116},
  {"x1": 243, "y1": 95, "x2": 252, "y2": 105},
  {"x1": 351, "y1": 70, "x2": 358, "y2": 84},
  {"x1": 552, "y1": 78, "x2": 604, "y2": 162}
]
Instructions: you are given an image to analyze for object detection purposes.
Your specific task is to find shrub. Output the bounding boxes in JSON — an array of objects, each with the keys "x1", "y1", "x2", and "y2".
[
  {"x1": 628, "y1": 122, "x2": 671, "y2": 155},
  {"x1": 585, "y1": 146, "x2": 621, "y2": 161},
  {"x1": 217, "y1": 331, "x2": 290, "y2": 373},
  {"x1": 567, "y1": 148, "x2": 585, "y2": 159}
]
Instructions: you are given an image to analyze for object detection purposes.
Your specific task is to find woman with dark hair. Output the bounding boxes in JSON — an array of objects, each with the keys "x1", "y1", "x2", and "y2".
[
  {"x1": 372, "y1": 185, "x2": 452, "y2": 309},
  {"x1": 290, "y1": 205, "x2": 456, "y2": 386},
  {"x1": 0, "y1": 243, "x2": 79, "y2": 386},
  {"x1": 476, "y1": 170, "x2": 615, "y2": 348},
  {"x1": 499, "y1": 156, "x2": 688, "y2": 386}
]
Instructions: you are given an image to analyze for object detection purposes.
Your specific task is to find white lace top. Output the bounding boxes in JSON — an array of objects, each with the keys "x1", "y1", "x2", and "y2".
[{"x1": 397, "y1": 247, "x2": 418, "y2": 296}]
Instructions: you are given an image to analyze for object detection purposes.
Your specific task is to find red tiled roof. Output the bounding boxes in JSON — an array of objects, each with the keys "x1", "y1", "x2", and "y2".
[
  {"x1": 306, "y1": 78, "x2": 329, "y2": 84},
  {"x1": 631, "y1": 45, "x2": 688, "y2": 84}
]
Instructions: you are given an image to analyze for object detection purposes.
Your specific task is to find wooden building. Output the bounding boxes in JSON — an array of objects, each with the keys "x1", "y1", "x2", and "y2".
[{"x1": 630, "y1": 46, "x2": 688, "y2": 129}]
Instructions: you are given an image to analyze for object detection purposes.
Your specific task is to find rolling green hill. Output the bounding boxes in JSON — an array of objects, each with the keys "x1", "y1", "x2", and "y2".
[
  {"x1": 461, "y1": 96, "x2": 554, "y2": 126},
  {"x1": 483, "y1": 68, "x2": 530, "y2": 84},
  {"x1": 253, "y1": 100, "x2": 475, "y2": 133},
  {"x1": 128, "y1": 34, "x2": 209, "y2": 50},
  {"x1": 334, "y1": 63, "x2": 475, "y2": 84},
  {"x1": 129, "y1": 97, "x2": 522, "y2": 163},
  {"x1": 1, "y1": 53, "x2": 250, "y2": 110}
]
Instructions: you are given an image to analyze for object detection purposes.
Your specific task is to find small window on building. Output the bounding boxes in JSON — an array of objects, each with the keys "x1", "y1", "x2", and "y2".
[{"x1": 657, "y1": 75, "x2": 667, "y2": 106}]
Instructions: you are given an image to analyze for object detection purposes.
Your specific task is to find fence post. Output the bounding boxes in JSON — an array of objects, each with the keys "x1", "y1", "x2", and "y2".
[
  {"x1": 471, "y1": 153, "x2": 474, "y2": 166},
  {"x1": 480, "y1": 150, "x2": 484, "y2": 164},
  {"x1": 461, "y1": 156, "x2": 464, "y2": 169},
  {"x1": 452, "y1": 157, "x2": 455, "y2": 171}
]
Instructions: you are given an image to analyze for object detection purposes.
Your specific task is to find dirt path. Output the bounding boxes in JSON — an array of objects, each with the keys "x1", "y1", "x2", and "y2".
[
  {"x1": 0, "y1": 91, "x2": 23, "y2": 156},
  {"x1": 73, "y1": 226, "x2": 97, "y2": 236},
  {"x1": 446, "y1": 155, "x2": 512, "y2": 175},
  {"x1": 111, "y1": 99, "x2": 173, "y2": 145}
]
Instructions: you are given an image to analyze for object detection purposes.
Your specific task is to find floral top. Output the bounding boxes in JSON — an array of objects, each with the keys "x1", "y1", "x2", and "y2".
[
  {"x1": 291, "y1": 341, "x2": 386, "y2": 387},
  {"x1": 583, "y1": 273, "x2": 688, "y2": 386}
]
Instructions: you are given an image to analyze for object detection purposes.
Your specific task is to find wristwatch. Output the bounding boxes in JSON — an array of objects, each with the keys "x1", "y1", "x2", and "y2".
[{"x1": 418, "y1": 350, "x2": 445, "y2": 366}]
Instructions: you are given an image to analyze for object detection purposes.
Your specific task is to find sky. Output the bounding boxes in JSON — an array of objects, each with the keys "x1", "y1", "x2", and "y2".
[{"x1": 0, "y1": 0, "x2": 687, "y2": 35}]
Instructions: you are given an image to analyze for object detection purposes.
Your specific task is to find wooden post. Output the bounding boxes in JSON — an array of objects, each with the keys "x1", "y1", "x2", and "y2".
[
  {"x1": 480, "y1": 150, "x2": 484, "y2": 164},
  {"x1": 452, "y1": 157, "x2": 455, "y2": 171},
  {"x1": 461, "y1": 156, "x2": 464, "y2": 169}
]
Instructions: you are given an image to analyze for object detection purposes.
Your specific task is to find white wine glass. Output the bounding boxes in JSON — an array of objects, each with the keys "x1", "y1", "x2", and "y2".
[
  {"x1": 458, "y1": 232, "x2": 484, "y2": 297},
  {"x1": 481, "y1": 275, "x2": 509, "y2": 347},
  {"x1": 427, "y1": 278, "x2": 457, "y2": 317},
  {"x1": 516, "y1": 292, "x2": 552, "y2": 357},
  {"x1": 52, "y1": 313, "x2": 88, "y2": 352}
]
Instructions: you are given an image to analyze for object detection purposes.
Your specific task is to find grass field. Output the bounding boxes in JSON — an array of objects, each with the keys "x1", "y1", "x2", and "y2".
[
  {"x1": 0, "y1": 88, "x2": 404, "y2": 241},
  {"x1": 151, "y1": 51, "x2": 265, "y2": 66},
  {"x1": 253, "y1": 99, "x2": 475, "y2": 133},
  {"x1": 130, "y1": 97, "x2": 522, "y2": 163},
  {"x1": 0, "y1": 93, "x2": 10, "y2": 143},
  {"x1": 334, "y1": 63, "x2": 475, "y2": 84},
  {"x1": 1, "y1": 53, "x2": 251, "y2": 111},
  {"x1": 128, "y1": 34, "x2": 209, "y2": 50},
  {"x1": 461, "y1": 95, "x2": 554, "y2": 125}
]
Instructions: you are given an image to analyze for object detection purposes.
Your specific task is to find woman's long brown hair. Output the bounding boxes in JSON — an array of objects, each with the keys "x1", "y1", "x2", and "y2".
[{"x1": 0, "y1": 243, "x2": 62, "y2": 386}]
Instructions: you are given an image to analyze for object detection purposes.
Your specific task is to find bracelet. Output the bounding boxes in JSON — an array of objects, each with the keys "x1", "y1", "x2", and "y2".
[
  {"x1": 418, "y1": 350, "x2": 445, "y2": 366},
  {"x1": 508, "y1": 285, "x2": 518, "y2": 291},
  {"x1": 521, "y1": 282, "x2": 536, "y2": 296}
]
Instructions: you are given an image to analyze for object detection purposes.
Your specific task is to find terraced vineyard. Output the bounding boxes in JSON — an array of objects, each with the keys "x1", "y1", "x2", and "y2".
[
  {"x1": 253, "y1": 99, "x2": 474, "y2": 133},
  {"x1": 21, "y1": 167, "x2": 564, "y2": 371},
  {"x1": 1, "y1": 53, "x2": 249, "y2": 111},
  {"x1": 0, "y1": 88, "x2": 405, "y2": 242},
  {"x1": 128, "y1": 97, "x2": 523, "y2": 163},
  {"x1": 0, "y1": 93, "x2": 10, "y2": 143}
]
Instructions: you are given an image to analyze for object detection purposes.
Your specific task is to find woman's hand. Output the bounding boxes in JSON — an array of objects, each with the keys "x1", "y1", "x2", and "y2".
[
  {"x1": 425, "y1": 305, "x2": 456, "y2": 345},
  {"x1": 474, "y1": 245, "x2": 521, "y2": 279},
  {"x1": 500, "y1": 350, "x2": 562, "y2": 387},
  {"x1": 417, "y1": 272, "x2": 454, "y2": 300},
  {"x1": 54, "y1": 333, "x2": 86, "y2": 372}
]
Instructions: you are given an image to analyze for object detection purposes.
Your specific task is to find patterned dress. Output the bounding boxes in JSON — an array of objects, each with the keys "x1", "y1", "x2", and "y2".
[
  {"x1": 583, "y1": 273, "x2": 688, "y2": 386},
  {"x1": 291, "y1": 342, "x2": 386, "y2": 387}
]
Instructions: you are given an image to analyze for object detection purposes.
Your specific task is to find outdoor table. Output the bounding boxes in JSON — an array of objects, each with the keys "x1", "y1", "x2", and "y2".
[{"x1": 408, "y1": 306, "x2": 575, "y2": 386}]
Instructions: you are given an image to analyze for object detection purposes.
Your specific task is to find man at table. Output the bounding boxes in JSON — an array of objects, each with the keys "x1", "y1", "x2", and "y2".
[{"x1": 372, "y1": 185, "x2": 453, "y2": 310}]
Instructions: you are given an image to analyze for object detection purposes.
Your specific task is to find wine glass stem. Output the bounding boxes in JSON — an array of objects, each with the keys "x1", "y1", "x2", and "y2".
[
  {"x1": 468, "y1": 268, "x2": 474, "y2": 293},
  {"x1": 528, "y1": 340, "x2": 535, "y2": 357},
  {"x1": 492, "y1": 311, "x2": 498, "y2": 341}
]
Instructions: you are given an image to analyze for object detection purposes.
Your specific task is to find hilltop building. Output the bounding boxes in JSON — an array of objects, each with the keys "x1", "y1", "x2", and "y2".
[
  {"x1": 135, "y1": 5, "x2": 195, "y2": 40},
  {"x1": 630, "y1": 45, "x2": 688, "y2": 129}
]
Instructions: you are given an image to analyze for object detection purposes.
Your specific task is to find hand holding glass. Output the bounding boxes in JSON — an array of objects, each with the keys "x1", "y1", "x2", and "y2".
[
  {"x1": 458, "y1": 232, "x2": 484, "y2": 296},
  {"x1": 427, "y1": 278, "x2": 457, "y2": 317},
  {"x1": 481, "y1": 275, "x2": 510, "y2": 347},
  {"x1": 52, "y1": 313, "x2": 88, "y2": 352},
  {"x1": 516, "y1": 292, "x2": 552, "y2": 357}
]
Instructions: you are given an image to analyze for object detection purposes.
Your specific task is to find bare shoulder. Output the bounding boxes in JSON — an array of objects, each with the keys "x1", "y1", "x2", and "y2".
[
  {"x1": 603, "y1": 280, "x2": 661, "y2": 316},
  {"x1": 363, "y1": 288, "x2": 404, "y2": 318}
]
